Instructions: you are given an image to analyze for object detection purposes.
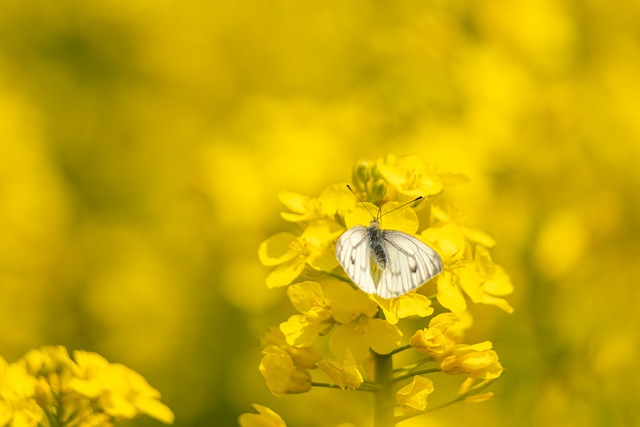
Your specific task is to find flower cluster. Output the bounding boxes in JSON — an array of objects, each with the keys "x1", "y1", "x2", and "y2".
[
  {"x1": 243, "y1": 155, "x2": 513, "y2": 426},
  {"x1": 0, "y1": 346, "x2": 174, "y2": 427}
]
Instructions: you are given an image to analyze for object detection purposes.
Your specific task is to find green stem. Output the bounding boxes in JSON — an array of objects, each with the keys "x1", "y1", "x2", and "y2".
[{"x1": 373, "y1": 350, "x2": 394, "y2": 427}]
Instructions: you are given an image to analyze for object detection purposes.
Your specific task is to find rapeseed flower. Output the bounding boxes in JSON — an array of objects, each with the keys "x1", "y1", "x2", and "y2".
[
  {"x1": 0, "y1": 346, "x2": 174, "y2": 426},
  {"x1": 254, "y1": 155, "x2": 512, "y2": 426},
  {"x1": 316, "y1": 350, "x2": 363, "y2": 391},
  {"x1": 395, "y1": 376, "x2": 435, "y2": 414},
  {"x1": 259, "y1": 346, "x2": 312, "y2": 396}
]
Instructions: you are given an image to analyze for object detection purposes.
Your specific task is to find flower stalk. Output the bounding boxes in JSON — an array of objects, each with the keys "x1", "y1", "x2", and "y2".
[{"x1": 373, "y1": 350, "x2": 395, "y2": 427}]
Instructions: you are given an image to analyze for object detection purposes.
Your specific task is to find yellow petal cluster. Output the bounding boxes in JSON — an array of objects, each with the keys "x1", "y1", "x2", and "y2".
[
  {"x1": 316, "y1": 350, "x2": 363, "y2": 391},
  {"x1": 422, "y1": 205, "x2": 514, "y2": 313},
  {"x1": 410, "y1": 313, "x2": 462, "y2": 358},
  {"x1": 440, "y1": 342, "x2": 504, "y2": 379},
  {"x1": 396, "y1": 375, "x2": 435, "y2": 414},
  {"x1": 0, "y1": 346, "x2": 174, "y2": 426},
  {"x1": 255, "y1": 155, "x2": 512, "y2": 420},
  {"x1": 259, "y1": 346, "x2": 312, "y2": 397}
]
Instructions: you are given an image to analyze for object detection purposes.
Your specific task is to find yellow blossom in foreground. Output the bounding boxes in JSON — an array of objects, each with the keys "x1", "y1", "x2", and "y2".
[
  {"x1": 259, "y1": 346, "x2": 312, "y2": 397},
  {"x1": 68, "y1": 351, "x2": 175, "y2": 424},
  {"x1": 239, "y1": 404, "x2": 287, "y2": 427},
  {"x1": 440, "y1": 342, "x2": 504, "y2": 379},
  {"x1": 0, "y1": 357, "x2": 44, "y2": 427},
  {"x1": 1, "y1": 346, "x2": 173, "y2": 426},
  {"x1": 396, "y1": 375, "x2": 435, "y2": 414},
  {"x1": 316, "y1": 350, "x2": 363, "y2": 391}
]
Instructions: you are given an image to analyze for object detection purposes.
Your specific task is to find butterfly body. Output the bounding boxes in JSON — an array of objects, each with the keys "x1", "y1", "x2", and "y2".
[
  {"x1": 336, "y1": 217, "x2": 443, "y2": 299},
  {"x1": 366, "y1": 219, "x2": 388, "y2": 270}
]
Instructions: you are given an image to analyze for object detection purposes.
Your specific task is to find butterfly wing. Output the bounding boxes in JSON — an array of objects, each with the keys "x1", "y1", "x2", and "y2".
[
  {"x1": 335, "y1": 226, "x2": 377, "y2": 294},
  {"x1": 376, "y1": 230, "x2": 443, "y2": 299}
]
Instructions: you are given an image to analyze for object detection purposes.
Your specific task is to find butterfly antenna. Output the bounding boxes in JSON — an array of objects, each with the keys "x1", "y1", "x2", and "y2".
[
  {"x1": 379, "y1": 196, "x2": 424, "y2": 218},
  {"x1": 346, "y1": 184, "x2": 377, "y2": 219}
]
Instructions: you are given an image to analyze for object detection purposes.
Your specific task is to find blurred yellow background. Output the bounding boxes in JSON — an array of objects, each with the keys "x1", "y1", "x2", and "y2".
[{"x1": 1, "y1": 1, "x2": 639, "y2": 426}]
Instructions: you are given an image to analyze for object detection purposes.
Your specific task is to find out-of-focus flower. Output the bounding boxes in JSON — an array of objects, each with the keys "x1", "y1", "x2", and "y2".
[
  {"x1": 258, "y1": 221, "x2": 341, "y2": 288},
  {"x1": 396, "y1": 375, "x2": 435, "y2": 413},
  {"x1": 68, "y1": 350, "x2": 175, "y2": 424},
  {"x1": 1, "y1": 346, "x2": 174, "y2": 426},
  {"x1": 316, "y1": 349, "x2": 363, "y2": 391},
  {"x1": 259, "y1": 346, "x2": 312, "y2": 397},
  {"x1": 238, "y1": 404, "x2": 287, "y2": 427},
  {"x1": 440, "y1": 342, "x2": 504, "y2": 379},
  {"x1": 0, "y1": 357, "x2": 44, "y2": 427}
]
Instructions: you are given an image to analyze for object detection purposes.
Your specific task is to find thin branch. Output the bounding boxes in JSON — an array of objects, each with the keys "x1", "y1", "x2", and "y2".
[
  {"x1": 388, "y1": 344, "x2": 411, "y2": 356},
  {"x1": 393, "y1": 367, "x2": 441, "y2": 383},
  {"x1": 311, "y1": 381, "x2": 377, "y2": 393}
]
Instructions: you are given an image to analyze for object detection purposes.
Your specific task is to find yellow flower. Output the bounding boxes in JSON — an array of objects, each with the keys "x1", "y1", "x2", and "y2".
[
  {"x1": 0, "y1": 358, "x2": 44, "y2": 427},
  {"x1": 422, "y1": 222, "x2": 513, "y2": 313},
  {"x1": 279, "y1": 281, "x2": 333, "y2": 347},
  {"x1": 374, "y1": 293, "x2": 434, "y2": 325},
  {"x1": 431, "y1": 205, "x2": 497, "y2": 248},
  {"x1": 330, "y1": 316, "x2": 402, "y2": 363},
  {"x1": 260, "y1": 328, "x2": 321, "y2": 370},
  {"x1": 316, "y1": 350, "x2": 363, "y2": 391},
  {"x1": 322, "y1": 280, "x2": 402, "y2": 362},
  {"x1": 410, "y1": 313, "x2": 461, "y2": 358},
  {"x1": 324, "y1": 280, "x2": 378, "y2": 323},
  {"x1": 259, "y1": 346, "x2": 312, "y2": 397},
  {"x1": 18, "y1": 346, "x2": 75, "y2": 408},
  {"x1": 258, "y1": 221, "x2": 341, "y2": 288},
  {"x1": 396, "y1": 375, "x2": 435, "y2": 414},
  {"x1": 19, "y1": 345, "x2": 75, "y2": 377},
  {"x1": 461, "y1": 245, "x2": 514, "y2": 313},
  {"x1": 440, "y1": 342, "x2": 504, "y2": 379},
  {"x1": 376, "y1": 154, "x2": 444, "y2": 201},
  {"x1": 278, "y1": 184, "x2": 354, "y2": 224},
  {"x1": 238, "y1": 404, "x2": 287, "y2": 427},
  {"x1": 67, "y1": 350, "x2": 175, "y2": 424}
]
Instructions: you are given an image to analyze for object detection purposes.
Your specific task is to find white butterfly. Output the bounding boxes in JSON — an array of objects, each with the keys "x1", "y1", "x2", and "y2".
[{"x1": 335, "y1": 197, "x2": 443, "y2": 299}]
